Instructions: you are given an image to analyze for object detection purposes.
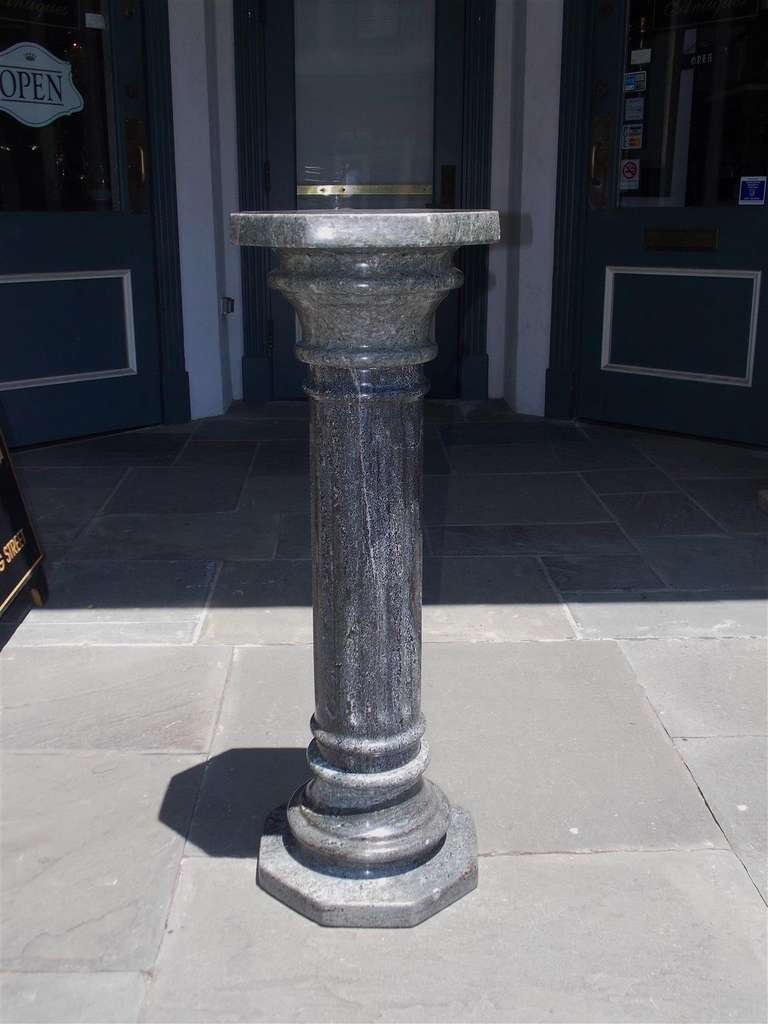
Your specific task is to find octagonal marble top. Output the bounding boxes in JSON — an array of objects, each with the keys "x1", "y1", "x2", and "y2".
[{"x1": 230, "y1": 209, "x2": 500, "y2": 250}]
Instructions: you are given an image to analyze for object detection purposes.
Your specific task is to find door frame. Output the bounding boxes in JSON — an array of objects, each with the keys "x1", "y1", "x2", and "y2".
[
  {"x1": 143, "y1": 0, "x2": 190, "y2": 423},
  {"x1": 233, "y1": 0, "x2": 495, "y2": 402},
  {"x1": 545, "y1": 0, "x2": 594, "y2": 420}
]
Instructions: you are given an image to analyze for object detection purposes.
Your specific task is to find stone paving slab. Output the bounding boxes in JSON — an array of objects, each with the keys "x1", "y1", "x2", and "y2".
[
  {"x1": 620, "y1": 638, "x2": 768, "y2": 737},
  {"x1": 422, "y1": 557, "x2": 575, "y2": 641},
  {"x1": 1, "y1": 753, "x2": 201, "y2": 972},
  {"x1": 274, "y1": 513, "x2": 312, "y2": 558},
  {"x1": 601, "y1": 491, "x2": 723, "y2": 537},
  {"x1": 187, "y1": 642, "x2": 723, "y2": 857},
  {"x1": 226, "y1": 400, "x2": 309, "y2": 421},
  {"x1": 15, "y1": 467, "x2": 129, "y2": 490},
  {"x1": 195, "y1": 419, "x2": 308, "y2": 441},
  {"x1": 675, "y1": 736, "x2": 768, "y2": 901},
  {"x1": 543, "y1": 553, "x2": 663, "y2": 591},
  {"x1": 186, "y1": 645, "x2": 312, "y2": 858},
  {"x1": 0, "y1": 972, "x2": 145, "y2": 1024},
  {"x1": 15, "y1": 431, "x2": 190, "y2": 467},
  {"x1": 250, "y1": 440, "x2": 308, "y2": 476},
  {"x1": 2, "y1": 560, "x2": 217, "y2": 644},
  {"x1": 579, "y1": 467, "x2": 678, "y2": 493},
  {"x1": 424, "y1": 440, "x2": 452, "y2": 475},
  {"x1": 237, "y1": 475, "x2": 311, "y2": 517},
  {"x1": 103, "y1": 467, "x2": 248, "y2": 514},
  {"x1": 201, "y1": 561, "x2": 313, "y2": 645},
  {"x1": 23, "y1": 481, "x2": 123, "y2": 526},
  {"x1": 1, "y1": 646, "x2": 230, "y2": 752},
  {"x1": 635, "y1": 436, "x2": 768, "y2": 479},
  {"x1": 200, "y1": 556, "x2": 577, "y2": 645},
  {"x1": 440, "y1": 420, "x2": 583, "y2": 445},
  {"x1": 423, "y1": 473, "x2": 610, "y2": 525},
  {"x1": 427, "y1": 521, "x2": 634, "y2": 557},
  {"x1": 636, "y1": 536, "x2": 768, "y2": 589},
  {"x1": 447, "y1": 441, "x2": 652, "y2": 475},
  {"x1": 679, "y1": 477, "x2": 768, "y2": 533},
  {"x1": 143, "y1": 851, "x2": 766, "y2": 1023},
  {"x1": 17, "y1": 468, "x2": 128, "y2": 562},
  {"x1": 567, "y1": 591, "x2": 768, "y2": 639},
  {"x1": 67, "y1": 514, "x2": 277, "y2": 561},
  {"x1": 29, "y1": 522, "x2": 85, "y2": 562},
  {"x1": 423, "y1": 641, "x2": 724, "y2": 854},
  {"x1": 173, "y1": 440, "x2": 257, "y2": 467}
]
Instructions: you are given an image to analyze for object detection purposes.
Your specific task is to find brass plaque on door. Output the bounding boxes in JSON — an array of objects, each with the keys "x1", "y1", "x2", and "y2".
[
  {"x1": 297, "y1": 184, "x2": 432, "y2": 197},
  {"x1": 644, "y1": 228, "x2": 720, "y2": 251}
]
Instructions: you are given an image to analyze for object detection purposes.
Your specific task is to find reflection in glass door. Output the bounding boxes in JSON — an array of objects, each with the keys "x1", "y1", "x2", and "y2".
[
  {"x1": 259, "y1": 0, "x2": 479, "y2": 401},
  {"x1": 0, "y1": 0, "x2": 117, "y2": 212},
  {"x1": 616, "y1": 0, "x2": 768, "y2": 209},
  {"x1": 294, "y1": 0, "x2": 435, "y2": 211}
]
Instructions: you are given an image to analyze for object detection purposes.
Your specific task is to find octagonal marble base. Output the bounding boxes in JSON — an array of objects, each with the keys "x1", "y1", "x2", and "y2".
[{"x1": 257, "y1": 806, "x2": 478, "y2": 928}]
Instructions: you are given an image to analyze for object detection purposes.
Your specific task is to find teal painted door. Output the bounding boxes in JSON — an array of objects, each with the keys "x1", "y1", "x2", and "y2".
[
  {"x1": 577, "y1": 0, "x2": 768, "y2": 445},
  {"x1": 0, "y1": 0, "x2": 163, "y2": 447}
]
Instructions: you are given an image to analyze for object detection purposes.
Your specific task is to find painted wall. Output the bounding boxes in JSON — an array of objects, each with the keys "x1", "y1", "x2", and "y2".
[
  {"x1": 168, "y1": 0, "x2": 242, "y2": 420},
  {"x1": 210, "y1": 0, "x2": 244, "y2": 404},
  {"x1": 488, "y1": 0, "x2": 564, "y2": 415},
  {"x1": 486, "y1": 0, "x2": 525, "y2": 400}
]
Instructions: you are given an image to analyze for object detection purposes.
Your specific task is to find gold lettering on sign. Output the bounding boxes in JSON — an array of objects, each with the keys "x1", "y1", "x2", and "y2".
[
  {"x1": 663, "y1": 0, "x2": 751, "y2": 13},
  {"x1": 2, "y1": 528, "x2": 26, "y2": 569}
]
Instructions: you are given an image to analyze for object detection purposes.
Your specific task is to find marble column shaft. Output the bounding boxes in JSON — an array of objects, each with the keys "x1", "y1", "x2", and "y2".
[
  {"x1": 276, "y1": 248, "x2": 460, "y2": 870},
  {"x1": 231, "y1": 211, "x2": 500, "y2": 926}
]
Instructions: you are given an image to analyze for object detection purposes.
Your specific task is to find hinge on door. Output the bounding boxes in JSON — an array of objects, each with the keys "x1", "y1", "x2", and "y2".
[
  {"x1": 264, "y1": 160, "x2": 271, "y2": 195},
  {"x1": 266, "y1": 318, "x2": 274, "y2": 354}
]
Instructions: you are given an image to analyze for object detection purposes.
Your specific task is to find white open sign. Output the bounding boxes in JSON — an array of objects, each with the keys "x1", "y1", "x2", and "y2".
[{"x1": 0, "y1": 41, "x2": 84, "y2": 127}]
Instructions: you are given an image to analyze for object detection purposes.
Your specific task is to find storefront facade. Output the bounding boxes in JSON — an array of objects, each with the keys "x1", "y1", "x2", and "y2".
[{"x1": 1, "y1": 0, "x2": 765, "y2": 447}]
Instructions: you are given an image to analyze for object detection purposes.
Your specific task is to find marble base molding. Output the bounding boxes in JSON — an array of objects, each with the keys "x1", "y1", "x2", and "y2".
[{"x1": 231, "y1": 210, "x2": 500, "y2": 927}]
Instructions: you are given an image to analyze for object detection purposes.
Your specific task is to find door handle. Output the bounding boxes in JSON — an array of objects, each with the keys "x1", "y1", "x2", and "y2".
[
  {"x1": 590, "y1": 141, "x2": 604, "y2": 183},
  {"x1": 589, "y1": 115, "x2": 611, "y2": 208},
  {"x1": 125, "y1": 116, "x2": 148, "y2": 212},
  {"x1": 137, "y1": 144, "x2": 146, "y2": 189},
  {"x1": 439, "y1": 164, "x2": 456, "y2": 208}
]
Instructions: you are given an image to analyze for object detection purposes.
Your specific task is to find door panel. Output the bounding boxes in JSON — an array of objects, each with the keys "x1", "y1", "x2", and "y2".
[
  {"x1": 264, "y1": 0, "x2": 466, "y2": 400},
  {"x1": 577, "y1": 0, "x2": 768, "y2": 445},
  {"x1": 0, "y1": 0, "x2": 162, "y2": 447}
]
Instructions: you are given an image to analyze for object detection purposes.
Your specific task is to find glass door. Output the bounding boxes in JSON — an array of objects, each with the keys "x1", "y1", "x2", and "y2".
[
  {"x1": 0, "y1": 0, "x2": 162, "y2": 446},
  {"x1": 294, "y1": 0, "x2": 435, "y2": 212},
  {"x1": 577, "y1": 0, "x2": 768, "y2": 444},
  {"x1": 262, "y1": 0, "x2": 466, "y2": 399}
]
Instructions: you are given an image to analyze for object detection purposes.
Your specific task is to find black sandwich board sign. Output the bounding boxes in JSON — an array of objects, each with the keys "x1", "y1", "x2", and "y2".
[{"x1": 0, "y1": 430, "x2": 46, "y2": 616}]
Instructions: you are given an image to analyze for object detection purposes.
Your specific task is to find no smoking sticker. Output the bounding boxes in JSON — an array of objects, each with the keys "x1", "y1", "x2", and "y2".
[{"x1": 620, "y1": 158, "x2": 640, "y2": 191}]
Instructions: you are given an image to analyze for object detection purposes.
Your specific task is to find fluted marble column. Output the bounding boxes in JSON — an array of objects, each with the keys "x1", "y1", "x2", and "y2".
[{"x1": 231, "y1": 210, "x2": 500, "y2": 927}]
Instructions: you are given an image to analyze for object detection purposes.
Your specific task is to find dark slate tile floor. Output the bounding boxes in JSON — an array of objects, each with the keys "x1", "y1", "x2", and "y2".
[{"x1": 5, "y1": 400, "x2": 768, "y2": 615}]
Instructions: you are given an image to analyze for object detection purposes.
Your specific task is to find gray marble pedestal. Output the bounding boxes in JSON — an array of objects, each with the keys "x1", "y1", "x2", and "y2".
[{"x1": 231, "y1": 210, "x2": 500, "y2": 927}]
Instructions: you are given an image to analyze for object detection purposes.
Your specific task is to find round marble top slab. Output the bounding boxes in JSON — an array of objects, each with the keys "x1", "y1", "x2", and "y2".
[{"x1": 230, "y1": 209, "x2": 500, "y2": 250}]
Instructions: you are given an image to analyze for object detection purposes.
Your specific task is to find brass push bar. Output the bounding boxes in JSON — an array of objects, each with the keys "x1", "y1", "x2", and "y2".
[{"x1": 297, "y1": 183, "x2": 433, "y2": 197}]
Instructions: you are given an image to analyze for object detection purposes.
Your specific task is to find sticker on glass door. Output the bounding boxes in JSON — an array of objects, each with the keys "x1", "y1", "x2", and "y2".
[
  {"x1": 620, "y1": 158, "x2": 640, "y2": 191},
  {"x1": 739, "y1": 177, "x2": 766, "y2": 206}
]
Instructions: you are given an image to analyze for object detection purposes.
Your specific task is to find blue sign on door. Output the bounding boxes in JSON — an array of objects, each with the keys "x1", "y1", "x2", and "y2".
[{"x1": 739, "y1": 176, "x2": 766, "y2": 206}]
